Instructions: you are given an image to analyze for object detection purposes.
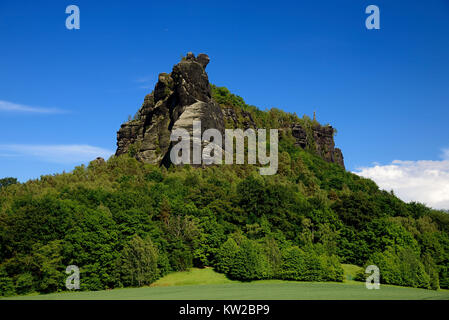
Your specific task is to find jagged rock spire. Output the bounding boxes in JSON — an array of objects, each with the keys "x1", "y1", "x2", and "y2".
[{"x1": 116, "y1": 53, "x2": 224, "y2": 164}]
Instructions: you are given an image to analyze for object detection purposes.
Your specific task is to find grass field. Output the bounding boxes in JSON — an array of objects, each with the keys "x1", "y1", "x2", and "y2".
[{"x1": 4, "y1": 267, "x2": 449, "y2": 300}]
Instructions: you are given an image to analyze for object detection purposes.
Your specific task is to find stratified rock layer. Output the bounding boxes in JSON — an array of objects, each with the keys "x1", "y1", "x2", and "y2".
[{"x1": 115, "y1": 53, "x2": 345, "y2": 169}]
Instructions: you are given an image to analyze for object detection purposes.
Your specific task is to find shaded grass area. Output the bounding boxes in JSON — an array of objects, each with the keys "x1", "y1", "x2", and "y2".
[
  {"x1": 4, "y1": 267, "x2": 449, "y2": 300},
  {"x1": 150, "y1": 267, "x2": 234, "y2": 287},
  {"x1": 342, "y1": 264, "x2": 363, "y2": 281}
]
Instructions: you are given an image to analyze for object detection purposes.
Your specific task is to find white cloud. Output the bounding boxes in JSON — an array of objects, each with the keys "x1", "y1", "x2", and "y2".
[
  {"x1": 353, "y1": 149, "x2": 449, "y2": 210},
  {"x1": 0, "y1": 100, "x2": 67, "y2": 114},
  {"x1": 0, "y1": 144, "x2": 114, "y2": 164}
]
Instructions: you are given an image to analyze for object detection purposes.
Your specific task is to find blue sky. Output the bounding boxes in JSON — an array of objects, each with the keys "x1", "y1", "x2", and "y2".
[{"x1": 1, "y1": 1, "x2": 449, "y2": 207}]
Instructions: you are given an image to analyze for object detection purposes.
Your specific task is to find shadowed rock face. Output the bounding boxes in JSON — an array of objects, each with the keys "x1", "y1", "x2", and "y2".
[
  {"x1": 290, "y1": 124, "x2": 344, "y2": 168},
  {"x1": 115, "y1": 53, "x2": 344, "y2": 169}
]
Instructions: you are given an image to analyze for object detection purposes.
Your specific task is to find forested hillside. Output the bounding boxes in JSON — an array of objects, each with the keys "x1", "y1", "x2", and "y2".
[{"x1": 0, "y1": 87, "x2": 448, "y2": 296}]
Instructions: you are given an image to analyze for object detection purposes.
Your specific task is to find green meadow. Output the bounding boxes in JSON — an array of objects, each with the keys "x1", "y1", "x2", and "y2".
[{"x1": 4, "y1": 267, "x2": 449, "y2": 300}]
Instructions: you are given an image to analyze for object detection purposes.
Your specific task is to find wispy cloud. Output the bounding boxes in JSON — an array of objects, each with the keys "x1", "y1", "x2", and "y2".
[
  {"x1": 134, "y1": 76, "x2": 154, "y2": 90},
  {"x1": 0, "y1": 144, "x2": 114, "y2": 164},
  {"x1": 138, "y1": 85, "x2": 154, "y2": 89},
  {"x1": 443, "y1": 148, "x2": 449, "y2": 160},
  {"x1": 135, "y1": 77, "x2": 151, "y2": 83},
  {"x1": 0, "y1": 100, "x2": 67, "y2": 114},
  {"x1": 353, "y1": 148, "x2": 449, "y2": 210}
]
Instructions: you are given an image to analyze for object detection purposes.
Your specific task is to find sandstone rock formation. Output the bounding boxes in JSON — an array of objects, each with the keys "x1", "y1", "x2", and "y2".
[
  {"x1": 115, "y1": 53, "x2": 345, "y2": 169},
  {"x1": 220, "y1": 105, "x2": 344, "y2": 168},
  {"x1": 116, "y1": 52, "x2": 224, "y2": 165},
  {"x1": 290, "y1": 124, "x2": 344, "y2": 168}
]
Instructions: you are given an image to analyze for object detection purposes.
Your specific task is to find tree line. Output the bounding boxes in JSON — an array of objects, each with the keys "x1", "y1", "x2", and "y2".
[{"x1": 0, "y1": 87, "x2": 448, "y2": 296}]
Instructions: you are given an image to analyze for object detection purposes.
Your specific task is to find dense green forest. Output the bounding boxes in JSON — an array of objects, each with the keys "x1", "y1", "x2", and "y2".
[{"x1": 0, "y1": 87, "x2": 448, "y2": 296}]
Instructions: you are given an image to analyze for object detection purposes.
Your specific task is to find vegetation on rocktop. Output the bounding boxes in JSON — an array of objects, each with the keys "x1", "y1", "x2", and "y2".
[
  {"x1": 0, "y1": 87, "x2": 448, "y2": 297},
  {"x1": 211, "y1": 84, "x2": 338, "y2": 161},
  {"x1": 211, "y1": 84, "x2": 327, "y2": 132}
]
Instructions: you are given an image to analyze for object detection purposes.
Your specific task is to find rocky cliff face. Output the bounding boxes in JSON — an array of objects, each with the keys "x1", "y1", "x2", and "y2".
[
  {"x1": 221, "y1": 105, "x2": 344, "y2": 168},
  {"x1": 290, "y1": 124, "x2": 344, "y2": 167},
  {"x1": 116, "y1": 53, "x2": 344, "y2": 169},
  {"x1": 116, "y1": 52, "x2": 224, "y2": 164}
]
